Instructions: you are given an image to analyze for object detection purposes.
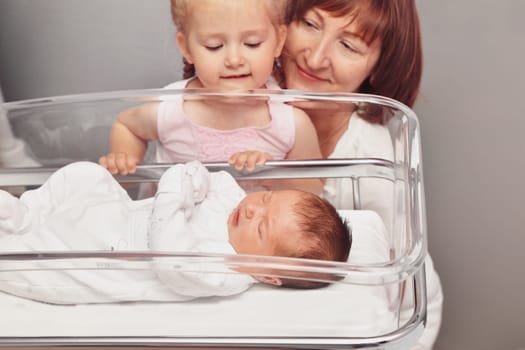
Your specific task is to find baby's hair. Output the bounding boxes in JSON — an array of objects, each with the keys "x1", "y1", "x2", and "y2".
[
  {"x1": 170, "y1": 0, "x2": 289, "y2": 79},
  {"x1": 277, "y1": 192, "x2": 352, "y2": 289}
]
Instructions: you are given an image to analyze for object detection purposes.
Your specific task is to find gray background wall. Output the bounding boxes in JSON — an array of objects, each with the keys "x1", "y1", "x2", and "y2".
[
  {"x1": 1, "y1": 1, "x2": 524, "y2": 349},
  {"x1": 415, "y1": 1, "x2": 525, "y2": 349},
  {"x1": 0, "y1": 0, "x2": 181, "y2": 99}
]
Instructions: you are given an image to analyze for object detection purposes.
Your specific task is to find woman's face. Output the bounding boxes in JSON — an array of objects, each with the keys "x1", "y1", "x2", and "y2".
[{"x1": 282, "y1": 7, "x2": 381, "y2": 94}]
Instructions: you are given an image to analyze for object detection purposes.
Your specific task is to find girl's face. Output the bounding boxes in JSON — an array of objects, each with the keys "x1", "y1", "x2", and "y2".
[
  {"x1": 176, "y1": 0, "x2": 286, "y2": 90},
  {"x1": 227, "y1": 190, "x2": 302, "y2": 257},
  {"x1": 282, "y1": 7, "x2": 381, "y2": 94}
]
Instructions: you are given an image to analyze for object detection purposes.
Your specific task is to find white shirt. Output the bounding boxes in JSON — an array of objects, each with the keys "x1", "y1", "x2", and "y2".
[{"x1": 323, "y1": 114, "x2": 442, "y2": 350}]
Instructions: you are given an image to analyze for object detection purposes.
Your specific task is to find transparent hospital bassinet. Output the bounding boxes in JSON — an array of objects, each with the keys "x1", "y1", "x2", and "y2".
[{"x1": 0, "y1": 90, "x2": 427, "y2": 350}]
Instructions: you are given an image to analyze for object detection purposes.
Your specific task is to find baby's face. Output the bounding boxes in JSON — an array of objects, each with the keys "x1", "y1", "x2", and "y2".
[{"x1": 228, "y1": 190, "x2": 302, "y2": 256}]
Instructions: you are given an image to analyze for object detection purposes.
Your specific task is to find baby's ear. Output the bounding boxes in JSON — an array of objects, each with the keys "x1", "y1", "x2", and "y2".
[
  {"x1": 274, "y1": 25, "x2": 288, "y2": 58},
  {"x1": 176, "y1": 32, "x2": 194, "y2": 64},
  {"x1": 256, "y1": 276, "x2": 283, "y2": 286}
]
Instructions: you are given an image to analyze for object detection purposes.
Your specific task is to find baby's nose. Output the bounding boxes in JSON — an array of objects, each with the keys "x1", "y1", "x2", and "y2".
[{"x1": 244, "y1": 203, "x2": 262, "y2": 219}]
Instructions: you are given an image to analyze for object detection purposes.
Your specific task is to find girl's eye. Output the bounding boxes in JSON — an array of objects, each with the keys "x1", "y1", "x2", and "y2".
[
  {"x1": 205, "y1": 45, "x2": 223, "y2": 51},
  {"x1": 245, "y1": 42, "x2": 262, "y2": 48}
]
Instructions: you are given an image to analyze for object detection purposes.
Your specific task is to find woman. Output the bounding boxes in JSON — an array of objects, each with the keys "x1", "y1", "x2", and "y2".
[
  {"x1": 279, "y1": 1, "x2": 442, "y2": 349},
  {"x1": 280, "y1": 0, "x2": 421, "y2": 229}
]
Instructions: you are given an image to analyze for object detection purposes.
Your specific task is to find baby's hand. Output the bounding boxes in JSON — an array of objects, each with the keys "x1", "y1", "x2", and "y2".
[
  {"x1": 98, "y1": 152, "x2": 139, "y2": 175},
  {"x1": 228, "y1": 151, "x2": 273, "y2": 172}
]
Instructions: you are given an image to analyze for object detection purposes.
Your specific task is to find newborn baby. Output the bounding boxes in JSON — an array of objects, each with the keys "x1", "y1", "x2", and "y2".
[{"x1": 0, "y1": 161, "x2": 350, "y2": 304}]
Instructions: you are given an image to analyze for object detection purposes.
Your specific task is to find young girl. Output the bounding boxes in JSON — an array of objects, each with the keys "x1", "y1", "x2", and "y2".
[{"x1": 99, "y1": 0, "x2": 322, "y2": 194}]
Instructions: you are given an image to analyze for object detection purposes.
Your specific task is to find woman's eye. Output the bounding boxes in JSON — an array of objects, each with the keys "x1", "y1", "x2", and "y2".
[
  {"x1": 341, "y1": 40, "x2": 359, "y2": 53},
  {"x1": 302, "y1": 18, "x2": 318, "y2": 30},
  {"x1": 303, "y1": 19, "x2": 314, "y2": 27}
]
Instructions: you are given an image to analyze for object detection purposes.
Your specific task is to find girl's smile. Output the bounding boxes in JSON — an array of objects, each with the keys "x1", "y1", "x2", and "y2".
[{"x1": 221, "y1": 74, "x2": 252, "y2": 80}]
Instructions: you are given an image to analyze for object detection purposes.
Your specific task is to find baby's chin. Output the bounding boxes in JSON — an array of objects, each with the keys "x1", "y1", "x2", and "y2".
[
  {"x1": 226, "y1": 211, "x2": 237, "y2": 251},
  {"x1": 228, "y1": 237, "x2": 242, "y2": 255}
]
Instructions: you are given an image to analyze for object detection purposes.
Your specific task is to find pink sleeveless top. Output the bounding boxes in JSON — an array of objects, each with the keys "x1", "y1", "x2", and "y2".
[{"x1": 155, "y1": 78, "x2": 295, "y2": 163}]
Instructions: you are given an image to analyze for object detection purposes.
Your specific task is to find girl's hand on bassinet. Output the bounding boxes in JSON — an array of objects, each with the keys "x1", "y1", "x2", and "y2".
[
  {"x1": 98, "y1": 152, "x2": 140, "y2": 175},
  {"x1": 228, "y1": 151, "x2": 272, "y2": 172}
]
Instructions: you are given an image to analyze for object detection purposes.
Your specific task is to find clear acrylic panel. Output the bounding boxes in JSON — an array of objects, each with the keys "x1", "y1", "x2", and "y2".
[{"x1": 0, "y1": 89, "x2": 427, "y2": 349}]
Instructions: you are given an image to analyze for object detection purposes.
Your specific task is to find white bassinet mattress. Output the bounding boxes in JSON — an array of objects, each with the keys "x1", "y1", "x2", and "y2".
[{"x1": 0, "y1": 210, "x2": 396, "y2": 338}]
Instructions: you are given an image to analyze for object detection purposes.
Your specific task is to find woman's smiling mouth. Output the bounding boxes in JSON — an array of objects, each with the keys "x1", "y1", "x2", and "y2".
[{"x1": 296, "y1": 64, "x2": 329, "y2": 82}]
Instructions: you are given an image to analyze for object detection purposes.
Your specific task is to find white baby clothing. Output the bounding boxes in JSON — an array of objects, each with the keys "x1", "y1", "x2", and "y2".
[{"x1": 0, "y1": 161, "x2": 255, "y2": 304}]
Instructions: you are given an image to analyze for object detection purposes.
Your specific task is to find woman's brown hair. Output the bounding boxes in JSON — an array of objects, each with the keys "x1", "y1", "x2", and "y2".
[{"x1": 286, "y1": 0, "x2": 422, "y2": 112}]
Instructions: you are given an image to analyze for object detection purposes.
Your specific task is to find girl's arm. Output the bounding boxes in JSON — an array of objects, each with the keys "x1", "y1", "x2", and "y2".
[
  {"x1": 229, "y1": 108, "x2": 324, "y2": 195},
  {"x1": 99, "y1": 102, "x2": 160, "y2": 175},
  {"x1": 287, "y1": 107, "x2": 323, "y2": 161},
  {"x1": 275, "y1": 107, "x2": 324, "y2": 194}
]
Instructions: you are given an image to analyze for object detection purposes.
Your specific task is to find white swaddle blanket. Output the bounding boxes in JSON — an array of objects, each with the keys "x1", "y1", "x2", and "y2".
[
  {"x1": 0, "y1": 161, "x2": 254, "y2": 304},
  {"x1": 0, "y1": 208, "x2": 396, "y2": 338},
  {"x1": 0, "y1": 164, "x2": 398, "y2": 337}
]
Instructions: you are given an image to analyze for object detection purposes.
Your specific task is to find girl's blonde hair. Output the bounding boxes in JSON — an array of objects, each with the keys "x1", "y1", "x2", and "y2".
[
  {"x1": 170, "y1": 0, "x2": 289, "y2": 79},
  {"x1": 171, "y1": 0, "x2": 288, "y2": 31}
]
